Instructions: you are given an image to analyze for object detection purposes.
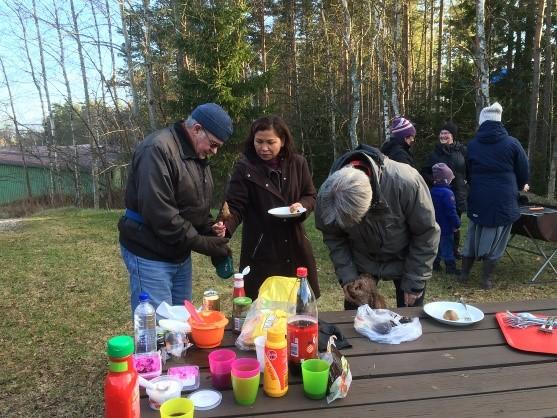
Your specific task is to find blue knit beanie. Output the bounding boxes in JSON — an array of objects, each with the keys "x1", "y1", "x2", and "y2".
[{"x1": 191, "y1": 103, "x2": 233, "y2": 142}]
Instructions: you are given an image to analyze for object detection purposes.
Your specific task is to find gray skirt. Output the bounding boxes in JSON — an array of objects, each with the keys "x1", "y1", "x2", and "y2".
[{"x1": 462, "y1": 221, "x2": 512, "y2": 261}]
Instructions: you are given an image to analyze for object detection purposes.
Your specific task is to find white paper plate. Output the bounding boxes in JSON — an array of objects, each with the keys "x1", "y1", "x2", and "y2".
[
  {"x1": 423, "y1": 301, "x2": 484, "y2": 326},
  {"x1": 267, "y1": 206, "x2": 307, "y2": 218}
]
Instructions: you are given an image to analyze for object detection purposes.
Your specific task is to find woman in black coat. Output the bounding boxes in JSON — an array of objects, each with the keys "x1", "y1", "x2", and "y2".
[
  {"x1": 221, "y1": 115, "x2": 319, "y2": 300},
  {"x1": 421, "y1": 121, "x2": 467, "y2": 257}
]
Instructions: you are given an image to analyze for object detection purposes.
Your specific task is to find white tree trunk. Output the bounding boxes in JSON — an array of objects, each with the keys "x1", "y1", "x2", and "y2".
[
  {"x1": 475, "y1": 0, "x2": 490, "y2": 122},
  {"x1": 0, "y1": 56, "x2": 32, "y2": 198},
  {"x1": 142, "y1": 0, "x2": 157, "y2": 131},
  {"x1": 32, "y1": 0, "x2": 56, "y2": 202},
  {"x1": 391, "y1": 2, "x2": 401, "y2": 117},
  {"x1": 70, "y1": 0, "x2": 99, "y2": 209},
  {"x1": 53, "y1": 1, "x2": 81, "y2": 207},
  {"x1": 341, "y1": 0, "x2": 360, "y2": 150},
  {"x1": 320, "y1": 6, "x2": 337, "y2": 161},
  {"x1": 526, "y1": 0, "x2": 546, "y2": 163},
  {"x1": 119, "y1": 0, "x2": 140, "y2": 120}
]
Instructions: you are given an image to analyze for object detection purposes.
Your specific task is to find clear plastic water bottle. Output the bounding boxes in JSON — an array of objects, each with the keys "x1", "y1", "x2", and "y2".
[{"x1": 134, "y1": 292, "x2": 157, "y2": 354}]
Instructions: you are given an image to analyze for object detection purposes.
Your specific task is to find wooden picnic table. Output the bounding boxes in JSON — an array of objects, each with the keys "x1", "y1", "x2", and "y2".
[{"x1": 141, "y1": 299, "x2": 557, "y2": 417}]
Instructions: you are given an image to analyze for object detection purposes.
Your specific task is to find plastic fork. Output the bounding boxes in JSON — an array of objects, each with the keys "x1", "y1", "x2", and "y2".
[
  {"x1": 459, "y1": 297, "x2": 472, "y2": 322},
  {"x1": 539, "y1": 317, "x2": 555, "y2": 334}
]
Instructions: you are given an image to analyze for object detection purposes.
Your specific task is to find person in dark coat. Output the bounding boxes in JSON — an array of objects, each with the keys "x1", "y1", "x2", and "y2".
[
  {"x1": 421, "y1": 121, "x2": 467, "y2": 256},
  {"x1": 118, "y1": 103, "x2": 233, "y2": 314},
  {"x1": 380, "y1": 117, "x2": 417, "y2": 167},
  {"x1": 430, "y1": 163, "x2": 461, "y2": 275},
  {"x1": 460, "y1": 102, "x2": 529, "y2": 289},
  {"x1": 221, "y1": 115, "x2": 319, "y2": 300}
]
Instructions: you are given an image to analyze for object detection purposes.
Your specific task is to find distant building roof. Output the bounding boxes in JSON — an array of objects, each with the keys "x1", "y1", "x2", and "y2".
[{"x1": 0, "y1": 145, "x2": 121, "y2": 171}]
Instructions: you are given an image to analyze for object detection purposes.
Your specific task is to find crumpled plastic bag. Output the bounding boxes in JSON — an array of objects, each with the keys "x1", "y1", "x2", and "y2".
[
  {"x1": 156, "y1": 302, "x2": 190, "y2": 322},
  {"x1": 235, "y1": 276, "x2": 298, "y2": 350},
  {"x1": 320, "y1": 336, "x2": 352, "y2": 404},
  {"x1": 354, "y1": 305, "x2": 422, "y2": 344}
]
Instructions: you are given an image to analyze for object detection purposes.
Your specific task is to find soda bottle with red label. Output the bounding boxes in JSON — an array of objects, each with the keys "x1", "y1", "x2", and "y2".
[{"x1": 287, "y1": 266, "x2": 318, "y2": 375}]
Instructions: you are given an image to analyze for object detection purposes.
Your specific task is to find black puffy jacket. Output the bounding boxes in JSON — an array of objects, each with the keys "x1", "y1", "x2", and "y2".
[
  {"x1": 422, "y1": 142, "x2": 468, "y2": 213},
  {"x1": 380, "y1": 137, "x2": 415, "y2": 167}
]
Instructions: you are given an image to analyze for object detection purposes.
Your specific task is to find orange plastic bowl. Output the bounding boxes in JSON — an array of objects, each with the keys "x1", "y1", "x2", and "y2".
[{"x1": 189, "y1": 311, "x2": 229, "y2": 349}]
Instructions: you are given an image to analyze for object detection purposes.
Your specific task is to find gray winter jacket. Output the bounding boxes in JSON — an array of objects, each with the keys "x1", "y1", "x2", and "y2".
[{"x1": 316, "y1": 149, "x2": 440, "y2": 293}]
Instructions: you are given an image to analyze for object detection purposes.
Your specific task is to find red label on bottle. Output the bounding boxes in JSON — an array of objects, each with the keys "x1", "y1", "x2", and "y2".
[{"x1": 287, "y1": 317, "x2": 318, "y2": 364}]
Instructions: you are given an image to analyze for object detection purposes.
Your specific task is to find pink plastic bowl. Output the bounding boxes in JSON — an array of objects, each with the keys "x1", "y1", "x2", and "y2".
[{"x1": 231, "y1": 358, "x2": 261, "y2": 379}]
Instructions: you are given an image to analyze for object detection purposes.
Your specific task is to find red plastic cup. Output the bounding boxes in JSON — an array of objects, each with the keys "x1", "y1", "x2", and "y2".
[{"x1": 208, "y1": 349, "x2": 237, "y2": 390}]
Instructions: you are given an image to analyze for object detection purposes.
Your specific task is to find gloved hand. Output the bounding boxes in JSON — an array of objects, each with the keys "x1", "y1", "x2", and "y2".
[
  {"x1": 342, "y1": 273, "x2": 386, "y2": 308},
  {"x1": 190, "y1": 235, "x2": 231, "y2": 257}
]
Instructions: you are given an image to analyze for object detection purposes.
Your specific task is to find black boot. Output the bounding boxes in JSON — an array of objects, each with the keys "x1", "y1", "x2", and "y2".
[
  {"x1": 433, "y1": 258, "x2": 441, "y2": 272},
  {"x1": 481, "y1": 259, "x2": 497, "y2": 289},
  {"x1": 458, "y1": 257, "x2": 474, "y2": 283},
  {"x1": 445, "y1": 260, "x2": 461, "y2": 275},
  {"x1": 454, "y1": 230, "x2": 462, "y2": 260}
]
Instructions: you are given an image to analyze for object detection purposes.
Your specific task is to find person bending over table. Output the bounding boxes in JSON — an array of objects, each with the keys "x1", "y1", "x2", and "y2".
[{"x1": 315, "y1": 144, "x2": 440, "y2": 309}]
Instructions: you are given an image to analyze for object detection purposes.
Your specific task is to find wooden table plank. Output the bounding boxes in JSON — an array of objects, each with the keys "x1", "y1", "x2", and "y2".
[
  {"x1": 264, "y1": 387, "x2": 557, "y2": 418},
  {"x1": 140, "y1": 363, "x2": 557, "y2": 418}
]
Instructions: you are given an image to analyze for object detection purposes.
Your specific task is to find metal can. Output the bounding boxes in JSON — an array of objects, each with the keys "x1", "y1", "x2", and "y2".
[
  {"x1": 202, "y1": 289, "x2": 220, "y2": 311},
  {"x1": 232, "y1": 296, "x2": 252, "y2": 334}
]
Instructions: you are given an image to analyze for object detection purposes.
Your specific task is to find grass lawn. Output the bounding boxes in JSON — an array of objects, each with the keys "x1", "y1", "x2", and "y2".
[{"x1": 1, "y1": 208, "x2": 556, "y2": 416}]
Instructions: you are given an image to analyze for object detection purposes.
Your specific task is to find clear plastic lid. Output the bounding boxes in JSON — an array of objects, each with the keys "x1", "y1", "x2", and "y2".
[{"x1": 188, "y1": 389, "x2": 222, "y2": 410}]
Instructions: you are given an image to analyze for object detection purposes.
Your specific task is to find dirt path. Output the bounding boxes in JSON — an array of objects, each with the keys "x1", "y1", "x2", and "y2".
[{"x1": 0, "y1": 219, "x2": 23, "y2": 231}]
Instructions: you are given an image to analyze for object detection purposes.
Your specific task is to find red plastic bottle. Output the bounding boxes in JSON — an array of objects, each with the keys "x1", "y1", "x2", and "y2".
[
  {"x1": 104, "y1": 335, "x2": 139, "y2": 418},
  {"x1": 233, "y1": 272, "x2": 246, "y2": 299},
  {"x1": 287, "y1": 267, "x2": 319, "y2": 375}
]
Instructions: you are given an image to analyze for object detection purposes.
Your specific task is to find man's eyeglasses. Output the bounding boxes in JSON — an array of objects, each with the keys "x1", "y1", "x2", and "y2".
[{"x1": 202, "y1": 129, "x2": 223, "y2": 150}]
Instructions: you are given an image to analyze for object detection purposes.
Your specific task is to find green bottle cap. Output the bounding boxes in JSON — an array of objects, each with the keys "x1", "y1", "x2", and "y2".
[
  {"x1": 233, "y1": 297, "x2": 252, "y2": 306},
  {"x1": 106, "y1": 335, "x2": 134, "y2": 358}
]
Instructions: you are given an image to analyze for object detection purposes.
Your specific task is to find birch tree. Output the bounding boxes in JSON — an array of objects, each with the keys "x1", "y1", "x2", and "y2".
[
  {"x1": 70, "y1": 0, "x2": 99, "y2": 209},
  {"x1": 142, "y1": 0, "x2": 157, "y2": 130},
  {"x1": 526, "y1": 0, "x2": 546, "y2": 163},
  {"x1": 32, "y1": 0, "x2": 56, "y2": 202},
  {"x1": 119, "y1": 0, "x2": 140, "y2": 121},
  {"x1": 0, "y1": 56, "x2": 32, "y2": 198},
  {"x1": 341, "y1": 0, "x2": 360, "y2": 150},
  {"x1": 391, "y1": 1, "x2": 401, "y2": 117},
  {"x1": 53, "y1": 0, "x2": 81, "y2": 206},
  {"x1": 475, "y1": 0, "x2": 489, "y2": 122}
]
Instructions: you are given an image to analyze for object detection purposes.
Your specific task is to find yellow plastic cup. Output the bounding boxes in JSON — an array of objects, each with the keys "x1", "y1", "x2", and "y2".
[{"x1": 159, "y1": 397, "x2": 194, "y2": 418}]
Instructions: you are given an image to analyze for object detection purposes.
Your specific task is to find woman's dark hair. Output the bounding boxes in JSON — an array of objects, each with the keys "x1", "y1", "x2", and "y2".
[{"x1": 244, "y1": 115, "x2": 295, "y2": 160}]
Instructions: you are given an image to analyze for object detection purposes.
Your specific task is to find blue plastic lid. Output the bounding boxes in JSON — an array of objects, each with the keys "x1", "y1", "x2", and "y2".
[{"x1": 139, "y1": 292, "x2": 150, "y2": 302}]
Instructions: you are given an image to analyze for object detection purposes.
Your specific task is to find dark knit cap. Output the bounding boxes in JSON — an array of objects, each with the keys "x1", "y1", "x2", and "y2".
[
  {"x1": 191, "y1": 103, "x2": 233, "y2": 142},
  {"x1": 432, "y1": 163, "x2": 455, "y2": 185},
  {"x1": 441, "y1": 121, "x2": 458, "y2": 139}
]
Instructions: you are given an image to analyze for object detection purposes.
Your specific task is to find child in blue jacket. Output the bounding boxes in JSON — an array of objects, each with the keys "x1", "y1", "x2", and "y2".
[{"x1": 431, "y1": 163, "x2": 461, "y2": 274}]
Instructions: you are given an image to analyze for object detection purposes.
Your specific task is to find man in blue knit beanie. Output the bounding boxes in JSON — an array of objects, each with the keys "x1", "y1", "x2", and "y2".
[{"x1": 119, "y1": 103, "x2": 234, "y2": 315}]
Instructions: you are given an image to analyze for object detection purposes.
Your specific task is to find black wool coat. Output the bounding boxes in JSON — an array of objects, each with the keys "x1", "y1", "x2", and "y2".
[{"x1": 224, "y1": 152, "x2": 319, "y2": 300}]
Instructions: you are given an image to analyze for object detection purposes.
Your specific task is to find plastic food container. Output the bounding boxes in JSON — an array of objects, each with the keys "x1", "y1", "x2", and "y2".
[
  {"x1": 132, "y1": 351, "x2": 162, "y2": 379},
  {"x1": 189, "y1": 311, "x2": 229, "y2": 349},
  {"x1": 145, "y1": 375, "x2": 183, "y2": 410},
  {"x1": 167, "y1": 365, "x2": 200, "y2": 391}
]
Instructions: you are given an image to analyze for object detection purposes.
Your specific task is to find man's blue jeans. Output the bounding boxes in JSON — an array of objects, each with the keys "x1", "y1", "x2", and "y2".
[{"x1": 120, "y1": 245, "x2": 192, "y2": 315}]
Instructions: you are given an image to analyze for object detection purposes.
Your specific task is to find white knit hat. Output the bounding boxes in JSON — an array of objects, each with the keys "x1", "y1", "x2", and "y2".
[{"x1": 479, "y1": 102, "x2": 503, "y2": 126}]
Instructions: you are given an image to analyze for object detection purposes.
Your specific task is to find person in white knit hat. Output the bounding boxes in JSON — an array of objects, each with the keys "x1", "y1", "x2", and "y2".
[{"x1": 459, "y1": 102, "x2": 529, "y2": 289}]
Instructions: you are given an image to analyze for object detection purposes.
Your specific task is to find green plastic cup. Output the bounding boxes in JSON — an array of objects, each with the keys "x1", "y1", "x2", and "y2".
[
  {"x1": 231, "y1": 358, "x2": 260, "y2": 405},
  {"x1": 301, "y1": 359, "x2": 330, "y2": 400},
  {"x1": 159, "y1": 397, "x2": 194, "y2": 418}
]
